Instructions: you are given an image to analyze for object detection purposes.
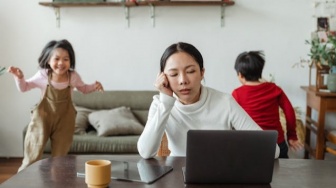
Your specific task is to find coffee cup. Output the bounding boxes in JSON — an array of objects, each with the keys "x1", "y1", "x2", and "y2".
[{"x1": 85, "y1": 160, "x2": 111, "y2": 188}]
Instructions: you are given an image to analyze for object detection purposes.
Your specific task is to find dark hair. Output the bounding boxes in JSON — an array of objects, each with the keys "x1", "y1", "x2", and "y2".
[
  {"x1": 38, "y1": 39, "x2": 76, "y2": 71},
  {"x1": 160, "y1": 42, "x2": 203, "y2": 72},
  {"x1": 234, "y1": 51, "x2": 265, "y2": 81}
]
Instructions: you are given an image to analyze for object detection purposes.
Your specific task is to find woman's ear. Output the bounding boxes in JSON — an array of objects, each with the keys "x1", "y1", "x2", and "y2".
[{"x1": 201, "y1": 68, "x2": 205, "y2": 79}]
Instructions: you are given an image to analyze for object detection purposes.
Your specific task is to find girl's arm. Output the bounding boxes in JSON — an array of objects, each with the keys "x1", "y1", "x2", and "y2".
[
  {"x1": 71, "y1": 71, "x2": 103, "y2": 94},
  {"x1": 137, "y1": 93, "x2": 175, "y2": 159},
  {"x1": 8, "y1": 67, "x2": 46, "y2": 92}
]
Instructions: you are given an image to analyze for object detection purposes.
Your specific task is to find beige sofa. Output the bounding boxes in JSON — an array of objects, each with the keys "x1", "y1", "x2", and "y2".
[{"x1": 23, "y1": 90, "x2": 158, "y2": 155}]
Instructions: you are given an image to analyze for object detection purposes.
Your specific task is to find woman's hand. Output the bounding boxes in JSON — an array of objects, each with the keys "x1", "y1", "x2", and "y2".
[
  {"x1": 154, "y1": 72, "x2": 173, "y2": 96},
  {"x1": 288, "y1": 139, "x2": 304, "y2": 151},
  {"x1": 8, "y1": 66, "x2": 24, "y2": 79},
  {"x1": 95, "y1": 81, "x2": 104, "y2": 93}
]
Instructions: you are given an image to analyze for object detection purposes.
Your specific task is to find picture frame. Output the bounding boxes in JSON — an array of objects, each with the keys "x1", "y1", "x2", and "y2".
[{"x1": 317, "y1": 17, "x2": 329, "y2": 31}]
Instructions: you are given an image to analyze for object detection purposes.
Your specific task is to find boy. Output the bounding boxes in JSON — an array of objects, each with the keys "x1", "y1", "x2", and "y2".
[{"x1": 232, "y1": 51, "x2": 302, "y2": 158}]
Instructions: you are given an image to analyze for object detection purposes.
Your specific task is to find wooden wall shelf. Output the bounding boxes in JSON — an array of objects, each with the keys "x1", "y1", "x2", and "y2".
[
  {"x1": 39, "y1": 1, "x2": 235, "y2": 8},
  {"x1": 38, "y1": 1, "x2": 235, "y2": 27}
]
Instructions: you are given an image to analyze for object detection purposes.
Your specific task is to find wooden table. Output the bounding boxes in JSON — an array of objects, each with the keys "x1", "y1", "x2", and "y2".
[
  {"x1": 1, "y1": 155, "x2": 336, "y2": 188},
  {"x1": 301, "y1": 86, "x2": 336, "y2": 159}
]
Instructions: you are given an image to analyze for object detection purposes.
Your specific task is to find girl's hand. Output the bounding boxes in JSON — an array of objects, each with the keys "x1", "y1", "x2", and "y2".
[
  {"x1": 288, "y1": 139, "x2": 304, "y2": 151},
  {"x1": 154, "y1": 72, "x2": 173, "y2": 97},
  {"x1": 8, "y1": 66, "x2": 24, "y2": 79},
  {"x1": 95, "y1": 81, "x2": 104, "y2": 93}
]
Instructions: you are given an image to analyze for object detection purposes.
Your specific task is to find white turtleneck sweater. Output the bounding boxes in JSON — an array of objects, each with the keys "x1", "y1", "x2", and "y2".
[{"x1": 137, "y1": 86, "x2": 280, "y2": 159}]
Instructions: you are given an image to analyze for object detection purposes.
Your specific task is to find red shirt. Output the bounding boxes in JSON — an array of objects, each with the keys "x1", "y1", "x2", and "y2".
[{"x1": 232, "y1": 82, "x2": 298, "y2": 143}]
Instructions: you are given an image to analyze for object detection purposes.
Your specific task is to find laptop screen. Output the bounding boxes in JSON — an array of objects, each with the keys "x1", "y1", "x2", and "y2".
[{"x1": 183, "y1": 130, "x2": 278, "y2": 184}]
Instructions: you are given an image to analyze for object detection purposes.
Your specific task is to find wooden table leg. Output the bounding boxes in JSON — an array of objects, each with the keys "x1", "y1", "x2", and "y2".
[
  {"x1": 304, "y1": 106, "x2": 312, "y2": 159},
  {"x1": 315, "y1": 100, "x2": 326, "y2": 160}
]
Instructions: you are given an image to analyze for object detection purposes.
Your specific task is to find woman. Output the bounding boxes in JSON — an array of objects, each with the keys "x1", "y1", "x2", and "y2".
[{"x1": 137, "y1": 42, "x2": 279, "y2": 159}]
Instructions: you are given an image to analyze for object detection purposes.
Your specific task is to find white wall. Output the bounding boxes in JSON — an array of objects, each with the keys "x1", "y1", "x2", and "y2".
[{"x1": 0, "y1": 0, "x2": 314, "y2": 157}]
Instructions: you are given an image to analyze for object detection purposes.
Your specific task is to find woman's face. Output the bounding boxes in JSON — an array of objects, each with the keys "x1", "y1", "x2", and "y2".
[{"x1": 164, "y1": 52, "x2": 204, "y2": 105}]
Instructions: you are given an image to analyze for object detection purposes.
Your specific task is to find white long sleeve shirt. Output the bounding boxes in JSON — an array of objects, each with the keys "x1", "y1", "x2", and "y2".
[{"x1": 137, "y1": 86, "x2": 280, "y2": 159}]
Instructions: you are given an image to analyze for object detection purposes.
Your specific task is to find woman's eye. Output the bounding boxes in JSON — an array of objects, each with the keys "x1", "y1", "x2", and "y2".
[
  {"x1": 169, "y1": 74, "x2": 178, "y2": 77},
  {"x1": 187, "y1": 70, "x2": 195, "y2": 74}
]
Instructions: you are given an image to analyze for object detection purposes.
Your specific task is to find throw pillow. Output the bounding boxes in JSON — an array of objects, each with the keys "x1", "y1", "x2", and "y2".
[
  {"x1": 88, "y1": 106, "x2": 144, "y2": 136},
  {"x1": 75, "y1": 105, "x2": 94, "y2": 135}
]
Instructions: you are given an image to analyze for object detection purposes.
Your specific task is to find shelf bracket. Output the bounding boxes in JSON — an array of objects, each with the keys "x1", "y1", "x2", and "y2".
[
  {"x1": 221, "y1": 4, "x2": 225, "y2": 27},
  {"x1": 124, "y1": 6, "x2": 130, "y2": 28},
  {"x1": 149, "y1": 4, "x2": 155, "y2": 27},
  {"x1": 54, "y1": 7, "x2": 60, "y2": 28}
]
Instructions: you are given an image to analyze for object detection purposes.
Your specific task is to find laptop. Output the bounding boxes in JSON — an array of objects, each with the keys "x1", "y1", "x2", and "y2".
[{"x1": 182, "y1": 130, "x2": 278, "y2": 184}]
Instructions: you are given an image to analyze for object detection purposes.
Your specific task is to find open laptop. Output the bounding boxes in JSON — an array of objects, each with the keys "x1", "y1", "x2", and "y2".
[{"x1": 182, "y1": 130, "x2": 278, "y2": 184}]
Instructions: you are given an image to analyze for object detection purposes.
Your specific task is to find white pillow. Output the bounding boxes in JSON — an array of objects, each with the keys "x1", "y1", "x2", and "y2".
[{"x1": 88, "y1": 106, "x2": 144, "y2": 136}]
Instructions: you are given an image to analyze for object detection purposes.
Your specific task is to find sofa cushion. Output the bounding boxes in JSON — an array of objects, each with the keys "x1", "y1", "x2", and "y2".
[
  {"x1": 72, "y1": 90, "x2": 158, "y2": 125},
  {"x1": 88, "y1": 106, "x2": 144, "y2": 136},
  {"x1": 75, "y1": 106, "x2": 94, "y2": 135}
]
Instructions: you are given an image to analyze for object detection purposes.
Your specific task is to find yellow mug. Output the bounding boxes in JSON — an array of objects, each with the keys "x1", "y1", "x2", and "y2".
[{"x1": 85, "y1": 160, "x2": 111, "y2": 188}]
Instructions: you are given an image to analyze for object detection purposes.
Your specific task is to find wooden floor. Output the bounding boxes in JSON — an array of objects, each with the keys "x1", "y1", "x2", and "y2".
[{"x1": 0, "y1": 158, "x2": 22, "y2": 184}]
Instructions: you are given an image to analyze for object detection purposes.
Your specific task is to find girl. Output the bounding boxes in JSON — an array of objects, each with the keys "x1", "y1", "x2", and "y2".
[
  {"x1": 137, "y1": 42, "x2": 280, "y2": 159},
  {"x1": 8, "y1": 39, "x2": 104, "y2": 171}
]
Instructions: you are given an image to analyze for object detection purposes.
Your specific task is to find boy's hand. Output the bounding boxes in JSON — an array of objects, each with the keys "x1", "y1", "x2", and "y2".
[
  {"x1": 95, "y1": 81, "x2": 104, "y2": 93},
  {"x1": 154, "y1": 72, "x2": 173, "y2": 97},
  {"x1": 288, "y1": 139, "x2": 304, "y2": 151},
  {"x1": 8, "y1": 66, "x2": 24, "y2": 79}
]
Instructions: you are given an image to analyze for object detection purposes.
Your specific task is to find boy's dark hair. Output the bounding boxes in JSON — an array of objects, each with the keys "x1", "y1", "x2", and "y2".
[
  {"x1": 38, "y1": 39, "x2": 76, "y2": 71},
  {"x1": 234, "y1": 51, "x2": 265, "y2": 81},
  {"x1": 160, "y1": 42, "x2": 203, "y2": 72}
]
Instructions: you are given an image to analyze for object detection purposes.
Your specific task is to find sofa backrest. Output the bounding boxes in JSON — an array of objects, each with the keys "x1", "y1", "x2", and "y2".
[{"x1": 72, "y1": 90, "x2": 159, "y2": 125}]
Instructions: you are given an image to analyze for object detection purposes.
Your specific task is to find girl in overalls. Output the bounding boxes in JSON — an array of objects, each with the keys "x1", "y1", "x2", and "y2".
[{"x1": 8, "y1": 39, "x2": 104, "y2": 172}]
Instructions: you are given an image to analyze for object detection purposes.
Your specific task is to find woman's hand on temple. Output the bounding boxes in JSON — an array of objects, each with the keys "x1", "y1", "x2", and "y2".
[{"x1": 154, "y1": 72, "x2": 173, "y2": 96}]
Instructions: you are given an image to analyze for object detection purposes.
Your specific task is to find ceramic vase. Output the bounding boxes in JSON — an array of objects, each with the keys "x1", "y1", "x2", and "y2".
[
  {"x1": 327, "y1": 73, "x2": 336, "y2": 92},
  {"x1": 327, "y1": 66, "x2": 336, "y2": 92}
]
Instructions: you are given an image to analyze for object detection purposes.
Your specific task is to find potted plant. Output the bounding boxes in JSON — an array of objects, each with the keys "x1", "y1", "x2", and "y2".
[
  {"x1": 325, "y1": 35, "x2": 336, "y2": 73},
  {"x1": 305, "y1": 37, "x2": 330, "y2": 90},
  {"x1": 325, "y1": 35, "x2": 336, "y2": 92},
  {"x1": 306, "y1": 34, "x2": 336, "y2": 92},
  {"x1": 305, "y1": 37, "x2": 329, "y2": 68}
]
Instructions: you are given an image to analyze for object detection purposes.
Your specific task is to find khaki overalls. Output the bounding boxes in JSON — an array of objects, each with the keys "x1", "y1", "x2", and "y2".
[{"x1": 18, "y1": 73, "x2": 76, "y2": 172}]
